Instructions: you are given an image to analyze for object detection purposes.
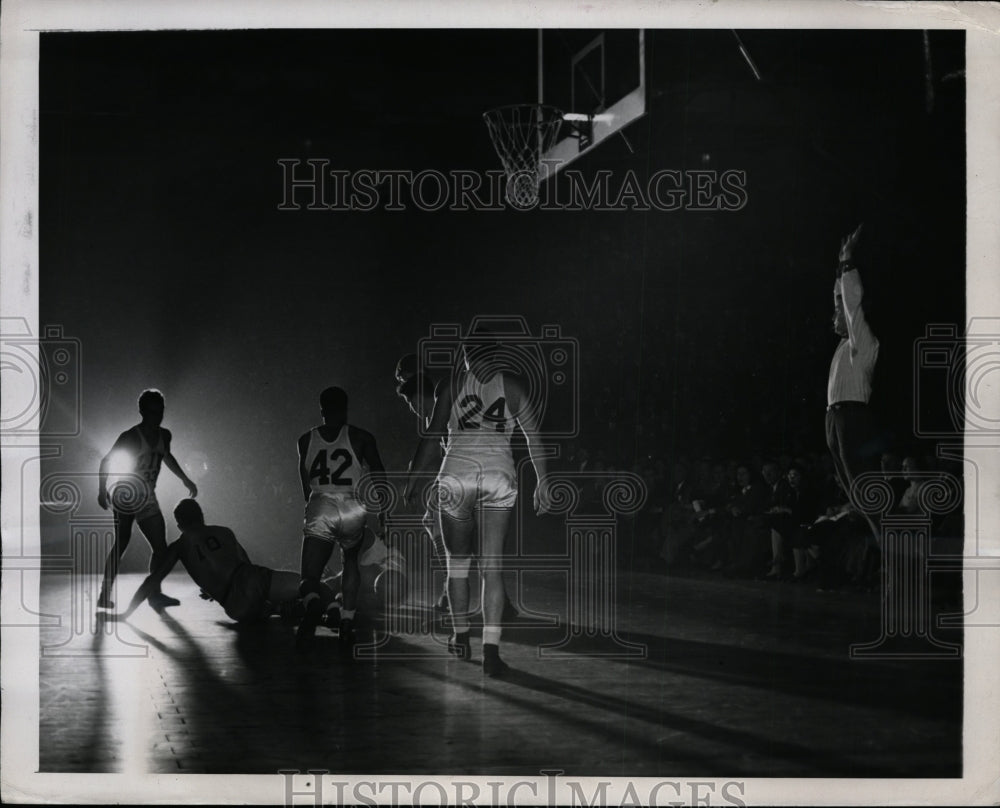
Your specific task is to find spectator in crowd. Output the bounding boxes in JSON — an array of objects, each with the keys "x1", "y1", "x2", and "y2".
[
  {"x1": 897, "y1": 455, "x2": 925, "y2": 514},
  {"x1": 723, "y1": 463, "x2": 769, "y2": 577},
  {"x1": 760, "y1": 461, "x2": 794, "y2": 579},
  {"x1": 689, "y1": 461, "x2": 734, "y2": 570},
  {"x1": 880, "y1": 451, "x2": 909, "y2": 509},
  {"x1": 786, "y1": 465, "x2": 822, "y2": 582}
]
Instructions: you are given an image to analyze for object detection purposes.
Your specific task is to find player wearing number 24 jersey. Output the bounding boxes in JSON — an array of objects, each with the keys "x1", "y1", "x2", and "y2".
[{"x1": 404, "y1": 340, "x2": 551, "y2": 677}]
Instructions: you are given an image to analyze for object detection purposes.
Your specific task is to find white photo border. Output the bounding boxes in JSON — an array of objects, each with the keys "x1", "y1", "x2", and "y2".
[{"x1": 2, "y1": 0, "x2": 998, "y2": 804}]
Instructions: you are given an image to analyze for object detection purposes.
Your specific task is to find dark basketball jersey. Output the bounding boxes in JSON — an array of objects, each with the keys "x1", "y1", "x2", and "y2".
[{"x1": 175, "y1": 525, "x2": 250, "y2": 603}]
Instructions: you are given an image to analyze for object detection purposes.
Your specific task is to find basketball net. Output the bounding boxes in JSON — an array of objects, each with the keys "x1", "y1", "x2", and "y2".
[{"x1": 483, "y1": 104, "x2": 564, "y2": 208}]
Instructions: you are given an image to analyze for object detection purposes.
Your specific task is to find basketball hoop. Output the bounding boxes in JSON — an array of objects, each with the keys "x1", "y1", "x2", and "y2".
[{"x1": 483, "y1": 104, "x2": 565, "y2": 208}]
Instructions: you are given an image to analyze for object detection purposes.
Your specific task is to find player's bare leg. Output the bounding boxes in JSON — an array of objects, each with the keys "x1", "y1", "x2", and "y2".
[
  {"x1": 137, "y1": 512, "x2": 178, "y2": 608},
  {"x1": 98, "y1": 511, "x2": 133, "y2": 608},
  {"x1": 441, "y1": 512, "x2": 475, "y2": 659},
  {"x1": 479, "y1": 507, "x2": 513, "y2": 677},
  {"x1": 339, "y1": 541, "x2": 362, "y2": 654},
  {"x1": 297, "y1": 535, "x2": 335, "y2": 651},
  {"x1": 423, "y1": 509, "x2": 450, "y2": 612}
]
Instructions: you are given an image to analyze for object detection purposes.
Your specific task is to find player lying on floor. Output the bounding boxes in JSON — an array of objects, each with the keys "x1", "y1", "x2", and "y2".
[
  {"x1": 106, "y1": 499, "x2": 407, "y2": 630},
  {"x1": 105, "y1": 498, "x2": 333, "y2": 625}
]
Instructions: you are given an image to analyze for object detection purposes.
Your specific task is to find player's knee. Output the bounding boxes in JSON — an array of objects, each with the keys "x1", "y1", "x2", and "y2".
[{"x1": 447, "y1": 555, "x2": 472, "y2": 580}]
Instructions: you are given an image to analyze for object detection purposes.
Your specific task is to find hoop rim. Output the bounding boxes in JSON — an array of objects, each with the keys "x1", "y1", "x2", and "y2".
[{"x1": 482, "y1": 102, "x2": 565, "y2": 121}]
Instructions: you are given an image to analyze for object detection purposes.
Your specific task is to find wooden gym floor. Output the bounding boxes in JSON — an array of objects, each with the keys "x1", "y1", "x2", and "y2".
[{"x1": 38, "y1": 567, "x2": 962, "y2": 778}]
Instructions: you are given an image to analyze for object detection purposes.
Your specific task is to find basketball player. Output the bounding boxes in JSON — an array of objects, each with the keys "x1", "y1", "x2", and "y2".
[
  {"x1": 96, "y1": 389, "x2": 198, "y2": 610},
  {"x1": 296, "y1": 386, "x2": 388, "y2": 653},
  {"x1": 396, "y1": 358, "x2": 519, "y2": 621},
  {"x1": 105, "y1": 499, "x2": 327, "y2": 624},
  {"x1": 827, "y1": 224, "x2": 881, "y2": 544},
  {"x1": 403, "y1": 339, "x2": 551, "y2": 677},
  {"x1": 323, "y1": 526, "x2": 408, "y2": 620}
]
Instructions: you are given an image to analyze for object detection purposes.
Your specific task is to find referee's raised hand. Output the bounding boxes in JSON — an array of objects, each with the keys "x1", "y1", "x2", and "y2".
[{"x1": 838, "y1": 223, "x2": 863, "y2": 268}]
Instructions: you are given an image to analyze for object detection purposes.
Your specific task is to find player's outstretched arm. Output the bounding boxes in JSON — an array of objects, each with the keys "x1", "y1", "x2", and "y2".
[
  {"x1": 506, "y1": 376, "x2": 552, "y2": 515},
  {"x1": 835, "y1": 224, "x2": 877, "y2": 357},
  {"x1": 837, "y1": 223, "x2": 863, "y2": 275},
  {"x1": 107, "y1": 542, "x2": 182, "y2": 620},
  {"x1": 403, "y1": 378, "x2": 452, "y2": 507},
  {"x1": 161, "y1": 430, "x2": 198, "y2": 498}
]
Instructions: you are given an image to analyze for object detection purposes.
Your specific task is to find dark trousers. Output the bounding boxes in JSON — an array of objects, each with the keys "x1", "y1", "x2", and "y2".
[{"x1": 825, "y1": 403, "x2": 881, "y2": 545}]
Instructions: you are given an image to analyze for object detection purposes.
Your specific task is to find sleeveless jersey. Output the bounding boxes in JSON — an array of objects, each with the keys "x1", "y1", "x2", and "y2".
[
  {"x1": 444, "y1": 371, "x2": 515, "y2": 461},
  {"x1": 132, "y1": 426, "x2": 166, "y2": 489},
  {"x1": 303, "y1": 424, "x2": 361, "y2": 497},
  {"x1": 176, "y1": 525, "x2": 248, "y2": 603}
]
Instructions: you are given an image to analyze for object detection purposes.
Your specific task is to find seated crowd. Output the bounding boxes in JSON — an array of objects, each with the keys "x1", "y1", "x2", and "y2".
[{"x1": 558, "y1": 442, "x2": 963, "y2": 595}]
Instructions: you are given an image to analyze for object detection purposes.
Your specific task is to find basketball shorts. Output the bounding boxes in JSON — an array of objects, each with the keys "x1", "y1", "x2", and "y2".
[
  {"x1": 111, "y1": 482, "x2": 161, "y2": 522},
  {"x1": 437, "y1": 455, "x2": 517, "y2": 521},
  {"x1": 303, "y1": 492, "x2": 366, "y2": 549},
  {"x1": 222, "y1": 564, "x2": 273, "y2": 623}
]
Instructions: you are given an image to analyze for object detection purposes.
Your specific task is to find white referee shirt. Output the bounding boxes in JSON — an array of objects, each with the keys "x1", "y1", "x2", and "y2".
[{"x1": 827, "y1": 268, "x2": 879, "y2": 406}]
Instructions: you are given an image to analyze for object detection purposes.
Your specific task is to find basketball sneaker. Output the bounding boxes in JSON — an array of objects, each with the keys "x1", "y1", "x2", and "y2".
[
  {"x1": 295, "y1": 598, "x2": 323, "y2": 652},
  {"x1": 447, "y1": 631, "x2": 471, "y2": 659},
  {"x1": 148, "y1": 592, "x2": 180, "y2": 610},
  {"x1": 339, "y1": 618, "x2": 355, "y2": 657},
  {"x1": 482, "y1": 643, "x2": 510, "y2": 678}
]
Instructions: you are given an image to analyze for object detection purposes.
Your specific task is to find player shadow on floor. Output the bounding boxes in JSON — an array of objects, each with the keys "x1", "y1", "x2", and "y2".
[
  {"x1": 127, "y1": 612, "x2": 326, "y2": 770},
  {"x1": 406, "y1": 661, "x2": 885, "y2": 777},
  {"x1": 497, "y1": 621, "x2": 961, "y2": 730},
  {"x1": 42, "y1": 627, "x2": 118, "y2": 772},
  {"x1": 213, "y1": 603, "x2": 958, "y2": 732}
]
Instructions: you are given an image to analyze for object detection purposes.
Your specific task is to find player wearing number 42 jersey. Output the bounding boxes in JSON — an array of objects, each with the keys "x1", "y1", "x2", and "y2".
[{"x1": 296, "y1": 386, "x2": 388, "y2": 652}]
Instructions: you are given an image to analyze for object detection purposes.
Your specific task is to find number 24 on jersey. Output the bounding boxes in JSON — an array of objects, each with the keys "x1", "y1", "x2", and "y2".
[{"x1": 458, "y1": 395, "x2": 507, "y2": 432}]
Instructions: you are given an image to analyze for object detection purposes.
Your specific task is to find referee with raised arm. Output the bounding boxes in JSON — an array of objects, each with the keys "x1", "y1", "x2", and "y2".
[{"x1": 826, "y1": 224, "x2": 882, "y2": 552}]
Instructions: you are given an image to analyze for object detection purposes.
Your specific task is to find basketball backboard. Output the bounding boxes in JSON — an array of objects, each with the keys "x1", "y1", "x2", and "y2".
[{"x1": 538, "y1": 29, "x2": 646, "y2": 175}]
